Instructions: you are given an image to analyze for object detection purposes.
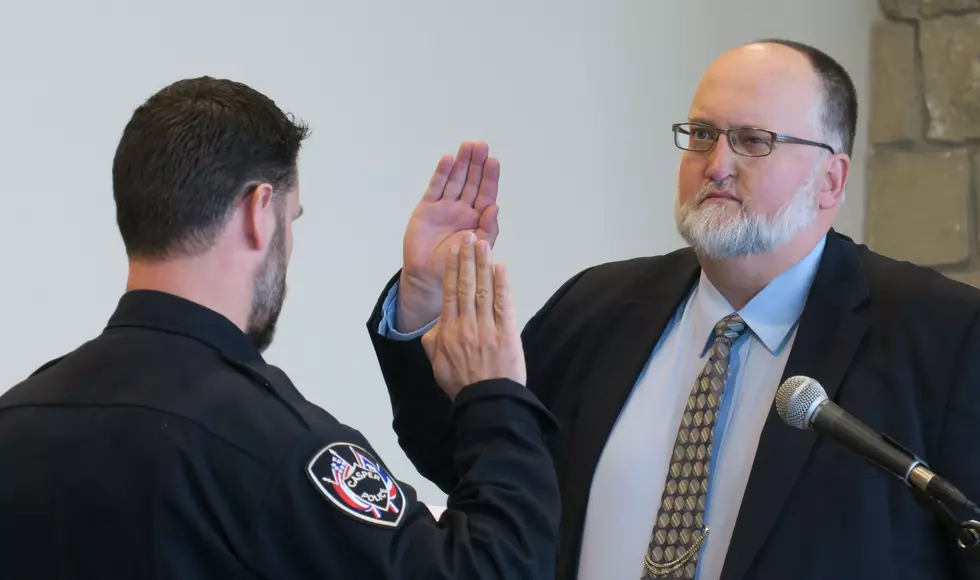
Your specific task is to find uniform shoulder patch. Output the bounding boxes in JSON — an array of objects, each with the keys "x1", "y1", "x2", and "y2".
[{"x1": 306, "y1": 442, "x2": 407, "y2": 528}]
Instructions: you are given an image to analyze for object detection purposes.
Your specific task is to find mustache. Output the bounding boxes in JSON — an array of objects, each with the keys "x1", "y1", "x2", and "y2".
[
  {"x1": 687, "y1": 181, "x2": 740, "y2": 206},
  {"x1": 697, "y1": 181, "x2": 732, "y2": 200}
]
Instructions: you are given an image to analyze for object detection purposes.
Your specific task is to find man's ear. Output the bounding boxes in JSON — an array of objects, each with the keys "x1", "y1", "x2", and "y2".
[
  {"x1": 818, "y1": 153, "x2": 850, "y2": 210},
  {"x1": 243, "y1": 183, "x2": 277, "y2": 251}
]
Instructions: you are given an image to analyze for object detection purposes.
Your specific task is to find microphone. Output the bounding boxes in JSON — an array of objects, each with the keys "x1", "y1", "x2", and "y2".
[{"x1": 774, "y1": 375, "x2": 978, "y2": 515}]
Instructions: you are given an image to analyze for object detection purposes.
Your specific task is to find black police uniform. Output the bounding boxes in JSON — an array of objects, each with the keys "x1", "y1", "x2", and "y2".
[{"x1": 0, "y1": 290, "x2": 560, "y2": 579}]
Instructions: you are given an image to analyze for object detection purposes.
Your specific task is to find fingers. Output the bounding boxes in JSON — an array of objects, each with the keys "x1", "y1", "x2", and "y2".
[
  {"x1": 473, "y1": 157, "x2": 500, "y2": 212},
  {"x1": 442, "y1": 142, "x2": 474, "y2": 201},
  {"x1": 457, "y1": 234, "x2": 477, "y2": 319},
  {"x1": 459, "y1": 142, "x2": 489, "y2": 206},
  {"x1": 424, "y1": 143, "x2": 497, "y2": 207},
  {"x1": 493, "y1": 263, "x2": 518, "y2": 335},
  {"x1": 440, "y1": 243, "x2": 460, "y2": 324},
  {"x1": 422, "y1": 154, "x2": 455, "y2": 202},
  {"x1": 475, "y1": 240, "x2": 493, "y2": 324}
]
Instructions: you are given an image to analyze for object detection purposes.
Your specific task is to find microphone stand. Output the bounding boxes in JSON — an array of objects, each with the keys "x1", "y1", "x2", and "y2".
[
  {"x1": 908, "y1": 481, "x2": 980, "y2": 557},
  {"x1": 876, "y1": 435, "x2": 980, "y2": 557}
]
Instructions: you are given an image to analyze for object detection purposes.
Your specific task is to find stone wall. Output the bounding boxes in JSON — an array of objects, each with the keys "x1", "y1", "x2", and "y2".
[{"x1": 868, "y1": 0, "x2": 980, "y2": 286}]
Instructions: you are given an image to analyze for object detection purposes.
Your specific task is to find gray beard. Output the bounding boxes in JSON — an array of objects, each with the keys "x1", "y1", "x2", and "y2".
[{"x1": 674, "y1": 171, "x2": 820, "y2": 260}]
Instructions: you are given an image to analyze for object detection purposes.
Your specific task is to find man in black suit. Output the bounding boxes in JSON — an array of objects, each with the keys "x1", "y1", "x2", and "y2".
[{"x1": 367, "y1": 39, "x2": 980, "y2": 579}]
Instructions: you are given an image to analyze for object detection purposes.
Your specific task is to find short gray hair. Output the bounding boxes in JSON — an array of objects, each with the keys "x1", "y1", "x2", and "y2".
[{"x1": 750, "y1": 39, "x2": 858, "y2": 156}]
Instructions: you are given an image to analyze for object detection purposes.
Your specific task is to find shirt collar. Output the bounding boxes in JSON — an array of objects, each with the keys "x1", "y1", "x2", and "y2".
[
  {"x1": 104, "y1": 289, "x2": 265, "y2": 363},
  {"x1": 691, "y1": 235, "x2": 826, "y2": 355}
]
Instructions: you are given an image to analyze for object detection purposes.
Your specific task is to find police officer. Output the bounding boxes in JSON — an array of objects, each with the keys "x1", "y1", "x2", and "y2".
[{"x1": 0, "y1": 77, "x2": 559, "y2": 579}]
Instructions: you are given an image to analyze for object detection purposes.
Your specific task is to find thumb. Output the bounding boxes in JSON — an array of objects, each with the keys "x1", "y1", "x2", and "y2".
[
  {"x1": 477, "y1": 204, "x2": 500, "y2": 247},
  {"x1": 421, "y1": 324, "x2": 440, "y2": 361}
]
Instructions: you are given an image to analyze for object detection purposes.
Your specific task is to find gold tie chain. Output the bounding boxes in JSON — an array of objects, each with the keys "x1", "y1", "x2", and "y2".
[{"x1": 643, "y1": 527, "x2": 709, "y2": 577}]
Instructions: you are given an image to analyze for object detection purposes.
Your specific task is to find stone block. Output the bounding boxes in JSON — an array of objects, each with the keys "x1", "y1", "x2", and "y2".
[
  {"x1": 920, "y1": 14, "x2": 980, "y2": 141},
  {"x1": 881, "y1": 0, "x2": 980, "y2": 18},
  {"x1": 923, "y1": 0, "x2": 980, "y2": 15},
  {"x1": 869, "y1": 21, "x2": 922, "y2": 143},
  {"x1": 976, "y1": 150, "x2": 980, "y2": 247},
  {"x1": 866, "y1": 149, "x2": 971, "y2": 266},
  {"x1": 880, "y1": 0, "x2": 923, "y2": 19}
]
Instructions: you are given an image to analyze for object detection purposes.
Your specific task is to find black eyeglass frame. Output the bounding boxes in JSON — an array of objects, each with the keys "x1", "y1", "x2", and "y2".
[{"x1": 671, "y1": 122, "x2": 836, "y2": 156}]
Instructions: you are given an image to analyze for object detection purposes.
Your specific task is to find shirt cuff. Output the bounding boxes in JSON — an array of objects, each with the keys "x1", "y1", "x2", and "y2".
[{"x1": 377, "y1": 281, "x2": 439, "y2": 340}]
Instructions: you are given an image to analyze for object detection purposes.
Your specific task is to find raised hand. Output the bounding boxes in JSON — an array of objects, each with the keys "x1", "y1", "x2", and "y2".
[
  {"x1": 396, "y1": 141, "x2": 500, "y2": 334},
  {"x1": 421, "y1": 233, "x2": 525, "y2": 401}
]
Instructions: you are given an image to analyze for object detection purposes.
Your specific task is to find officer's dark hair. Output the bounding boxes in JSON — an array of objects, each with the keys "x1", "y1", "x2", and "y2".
[
  {"x1": 112, "y1": 76, "x2": 311, "y2": 259},
  {"x1": 750, "y1": 38, "x2": 858, "y2": 157}
]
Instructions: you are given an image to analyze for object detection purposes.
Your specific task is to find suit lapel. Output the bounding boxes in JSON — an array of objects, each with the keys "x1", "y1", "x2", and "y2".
[
  {"x1": 720, "y1": 231, "x2": 870, "y2": 580},
  {"x1": 556, "y1": 250, "x2": 701, "y2": 579}
]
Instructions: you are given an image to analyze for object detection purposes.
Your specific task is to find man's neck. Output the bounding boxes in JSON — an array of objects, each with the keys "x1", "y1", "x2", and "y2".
[
  {"x1": 125, "y1": 257, "x2": 250, "y2": 332},
  {"x1": 698, "y1": 229, "x2": 827, "y2": 310}
]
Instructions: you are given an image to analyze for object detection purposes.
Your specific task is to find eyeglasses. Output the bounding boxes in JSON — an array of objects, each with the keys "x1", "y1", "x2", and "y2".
[{"x1": 672, "y1": 122, "x2": 835, "y2": 157}]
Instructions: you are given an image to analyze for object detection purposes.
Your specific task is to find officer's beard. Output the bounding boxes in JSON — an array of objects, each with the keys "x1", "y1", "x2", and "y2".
[{"x1": 246, "y1": 208, "x2": 288, "y2": 353}]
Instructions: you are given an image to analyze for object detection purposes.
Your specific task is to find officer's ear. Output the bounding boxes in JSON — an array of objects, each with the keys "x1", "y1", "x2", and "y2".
[{"x1": 242, "y1": 183, "x2": 278, "y2": 253}]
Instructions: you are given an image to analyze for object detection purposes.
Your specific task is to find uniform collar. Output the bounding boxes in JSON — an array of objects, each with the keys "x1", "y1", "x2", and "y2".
[{"x1": 105, "y1": 289, "x2": 264, "y2": 363}]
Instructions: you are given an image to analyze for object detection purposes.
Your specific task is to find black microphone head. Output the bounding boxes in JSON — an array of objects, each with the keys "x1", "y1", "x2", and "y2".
[{"x1": 776, "y1": 375, "x2": 829, "y2": 430}]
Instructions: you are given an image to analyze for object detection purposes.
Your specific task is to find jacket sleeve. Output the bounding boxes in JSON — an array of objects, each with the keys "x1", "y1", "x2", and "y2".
[
  {"x1": 365, "y1": 267, "x2": 593, "y2": 493},
  {"x1": 249, "y1": 379, "x2": 561, "y2": 580},
  {"x1": 365, "y1": 270, "x2": 459, "y2": 491},
  {"x1": 938, "y1": 310, "x2": 980, "y2": 579}
]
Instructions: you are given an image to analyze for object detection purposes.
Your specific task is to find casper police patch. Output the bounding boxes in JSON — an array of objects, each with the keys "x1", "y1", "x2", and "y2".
[{"x1": 307, "y1": 442, "x2": 406, "y2": 528}]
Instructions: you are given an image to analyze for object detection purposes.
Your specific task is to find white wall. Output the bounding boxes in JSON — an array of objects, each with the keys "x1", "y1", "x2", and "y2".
[{"x1": 0, "y1": 0, "x2": 881, "y2": 504}]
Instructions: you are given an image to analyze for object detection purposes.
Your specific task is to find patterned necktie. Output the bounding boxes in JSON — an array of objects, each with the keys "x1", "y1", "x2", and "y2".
[{"x1": 641, "y1": 313, "x2": 747, "y2": 579}]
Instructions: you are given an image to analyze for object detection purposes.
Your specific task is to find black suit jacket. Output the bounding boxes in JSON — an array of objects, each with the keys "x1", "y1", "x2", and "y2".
[{"x1": 367, "y1": 230, "x2": 980, "y2": 579}]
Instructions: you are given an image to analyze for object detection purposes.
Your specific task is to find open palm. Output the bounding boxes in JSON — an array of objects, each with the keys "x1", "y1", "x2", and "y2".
[{"x1": 397, "y1": 141, "x2": 501, "y2": 333}]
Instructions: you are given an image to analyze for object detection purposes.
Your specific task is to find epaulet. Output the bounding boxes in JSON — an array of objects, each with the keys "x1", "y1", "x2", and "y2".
[{"x1": 29, "y1": 355, "x2": 67, "y2": 377}]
